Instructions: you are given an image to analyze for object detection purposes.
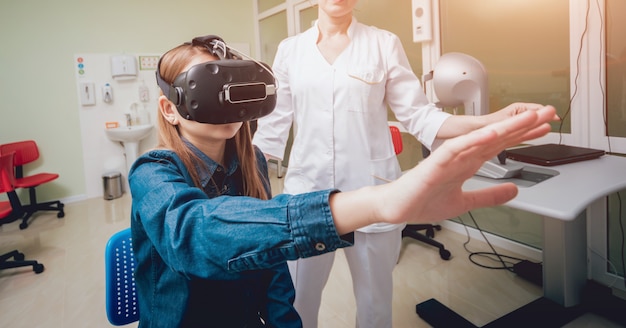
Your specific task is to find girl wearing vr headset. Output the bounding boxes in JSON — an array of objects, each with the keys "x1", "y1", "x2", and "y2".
[{"x1": 128, "y1": 36, "x2": 556, "y2": 327}]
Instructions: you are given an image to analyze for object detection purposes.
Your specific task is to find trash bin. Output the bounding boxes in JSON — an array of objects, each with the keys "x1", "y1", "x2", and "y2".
[{"x1": 103, "y1": 171, "x2": 123, "y2": 200}]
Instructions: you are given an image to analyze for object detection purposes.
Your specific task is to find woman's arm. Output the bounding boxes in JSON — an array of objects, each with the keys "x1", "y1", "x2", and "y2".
[
  {"x1": 252, "y1": 39, "x2": 296, "y2": 160},
  {"x1": 435, "y1": 102, "x2": 556, "y2": 139}
]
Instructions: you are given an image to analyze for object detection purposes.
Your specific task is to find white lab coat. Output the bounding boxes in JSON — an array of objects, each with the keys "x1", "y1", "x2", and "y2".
[{"x1": 254, "y1": 18, "x2": 450, "y2": 233}]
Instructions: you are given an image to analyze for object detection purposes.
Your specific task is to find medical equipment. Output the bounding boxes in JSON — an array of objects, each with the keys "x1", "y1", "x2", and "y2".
[
  {"x1": 156, "y1": 35, "x2": 277, "y2": 124},
  {"x1": 426, "y1": 52, "x2": 489, "y2": 116},
  {"x1": 425, "y1": 52, "x2": 523, "y2": 179}
]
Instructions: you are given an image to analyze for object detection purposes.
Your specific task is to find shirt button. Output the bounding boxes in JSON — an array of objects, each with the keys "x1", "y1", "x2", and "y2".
[
  {"x1": 216, "y1": 167, "x2": 222, "y2": 172},
  {"x1": 315, "y1": 243, "x2": 326, "y2": 251}
]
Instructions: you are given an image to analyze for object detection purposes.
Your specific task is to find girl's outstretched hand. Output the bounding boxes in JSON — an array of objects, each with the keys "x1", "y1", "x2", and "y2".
[{"x1": 376, "y1": 105, "x2": 556, "y2": 226}]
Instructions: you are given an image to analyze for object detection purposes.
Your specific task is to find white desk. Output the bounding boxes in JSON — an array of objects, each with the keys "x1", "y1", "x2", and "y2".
[{"x1": 464, "y1": 154, "x2": 626, "y2": 307}]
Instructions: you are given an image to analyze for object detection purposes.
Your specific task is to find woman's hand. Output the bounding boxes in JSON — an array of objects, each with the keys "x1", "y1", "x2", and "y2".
[{"x1": 490, "y1": 102, "x2": 561, "y2": 122}]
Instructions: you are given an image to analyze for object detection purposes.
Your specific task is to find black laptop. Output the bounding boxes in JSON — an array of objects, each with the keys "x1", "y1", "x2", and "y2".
[{"x1": 505, "y1": 143, "x2": 605, "y2": 166}]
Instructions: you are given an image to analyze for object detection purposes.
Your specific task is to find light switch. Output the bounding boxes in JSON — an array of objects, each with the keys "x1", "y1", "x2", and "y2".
[
  {"x1": 412, "y1": 0, "x2": 432, "y2": 43},
  {"x1": 79, "y1": 82, "x2": 96, "y2": 106}
]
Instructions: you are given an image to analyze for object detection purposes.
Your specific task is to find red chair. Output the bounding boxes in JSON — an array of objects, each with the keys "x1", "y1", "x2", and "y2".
[
  {"x1": 0, "y1": 152, "x2": 45, "y2": 273},
  {"x1": 0, "y1": 140, "x2": 65, "y2": 229},
  {"x1": 389, "y1": 125, "x2": 451, "y2": 260},
  {"x1": 0, "y1": 152, "x2": 25, "y2": 227}
]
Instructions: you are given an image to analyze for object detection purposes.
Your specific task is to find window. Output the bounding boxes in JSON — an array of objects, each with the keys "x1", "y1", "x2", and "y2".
[
  {"x1": 606, "y1": 0, "x2": 626, "y2": 140},
  {"x1": 436, "y1": 0, "x2": 570, "y2": 248},
  {"x1": 439, "y1": 0, "x2": 570, "y2": 132}
]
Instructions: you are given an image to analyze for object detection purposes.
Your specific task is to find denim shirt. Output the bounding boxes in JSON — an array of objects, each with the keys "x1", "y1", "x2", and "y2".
[{"x1": 129, "y1": 141, "x2": 352, "y2": 327}]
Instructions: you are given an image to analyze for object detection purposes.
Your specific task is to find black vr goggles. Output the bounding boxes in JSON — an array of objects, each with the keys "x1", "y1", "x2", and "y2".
[{"x1": 156, "y1": 35, "x2": 277, "y2": 124}]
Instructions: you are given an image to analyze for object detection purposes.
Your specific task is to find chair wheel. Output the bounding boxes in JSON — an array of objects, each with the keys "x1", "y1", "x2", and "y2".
[
  {"x1": 19, "y1": 222, "x2": 28, "y2": 230},
  {"x1": 57, "y1": 211, "x2": 65, "y2": 218},
  {"x1": 14, "y1": 252, "x2": 25, "y2": 261},
  {"x1": 439, "y1": 249, "x2": 451, "y2": 260},
  {"x1": 33, "y1": 263, "x2": 44, "y2": 274}
]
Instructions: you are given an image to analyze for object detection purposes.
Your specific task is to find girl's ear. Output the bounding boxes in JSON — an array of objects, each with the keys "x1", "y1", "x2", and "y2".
[{"x1": 159, "y1": 95, "x2": 178, "y2": 125}]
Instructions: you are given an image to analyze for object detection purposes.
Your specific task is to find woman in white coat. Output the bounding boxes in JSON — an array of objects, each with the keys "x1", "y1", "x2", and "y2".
[{"x1": 253, "y1": 0, "x2": 548, "y2": 326}]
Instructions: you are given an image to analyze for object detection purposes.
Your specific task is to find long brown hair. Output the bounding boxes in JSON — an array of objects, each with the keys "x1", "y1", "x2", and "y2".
[{"x1": 156, "y1": 44, "x2": 269, "y2": 200}]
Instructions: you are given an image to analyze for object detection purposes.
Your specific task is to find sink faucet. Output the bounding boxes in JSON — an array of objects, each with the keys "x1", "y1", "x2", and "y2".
[{"x1": 125, "y1": 113, "x2": 132, "y2": 127}]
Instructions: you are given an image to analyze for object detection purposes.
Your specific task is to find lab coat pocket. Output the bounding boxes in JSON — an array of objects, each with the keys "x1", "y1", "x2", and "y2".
[
  {"x1": 346, "y1": 67, "x2": 386, "y2": 113},
  {"x1": 369, "y1": 154, "x2": 402, "y2": 186},
  {"x1": 347, "y1": 67, "x2": 385, "y2": 85}
]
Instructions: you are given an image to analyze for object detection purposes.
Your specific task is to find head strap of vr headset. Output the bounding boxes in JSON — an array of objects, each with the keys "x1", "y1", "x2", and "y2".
[
  {"x1": 190, "y1": 35, "x2": 235, "y2": 60},
  {"x1": 155, "y1": 35, "x2": 233, "y2": 107}
]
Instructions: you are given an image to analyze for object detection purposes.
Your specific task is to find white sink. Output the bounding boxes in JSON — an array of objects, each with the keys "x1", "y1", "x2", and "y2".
[
  {"x1": 105, "y1": 124, "x2": 153, "y2": 143},
  {"x1": 105, "y1": 124, "x2": 154, "y2": 172}
]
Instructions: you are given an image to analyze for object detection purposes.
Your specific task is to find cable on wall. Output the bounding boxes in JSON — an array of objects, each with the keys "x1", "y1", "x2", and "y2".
[{"x1": 557, "y1": 0, "x2": 589, "y2": 144}]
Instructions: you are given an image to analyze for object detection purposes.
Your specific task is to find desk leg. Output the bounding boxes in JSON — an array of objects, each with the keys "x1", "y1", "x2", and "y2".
[{"x1": 542, "y1": 212, "x2": 588, "y2": 307}]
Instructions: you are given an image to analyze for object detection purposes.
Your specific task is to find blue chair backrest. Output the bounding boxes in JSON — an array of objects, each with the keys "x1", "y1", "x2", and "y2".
[{"x1": 105, "y1": 228, "x2": 139, "y2": 325}]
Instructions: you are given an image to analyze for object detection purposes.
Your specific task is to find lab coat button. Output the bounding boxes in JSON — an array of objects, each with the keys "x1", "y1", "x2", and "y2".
[{"x1": 315, "y1": 243, "x2": 326, "y2": 251}]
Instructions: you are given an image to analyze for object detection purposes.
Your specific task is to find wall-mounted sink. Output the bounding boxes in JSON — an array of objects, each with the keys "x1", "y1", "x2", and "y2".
[
  {"x1": 105, "y1": 124, "x2": 153, "y2": 143},
  {"x1": 105, "y1": 124, "x2": 154, "y2": 172}
]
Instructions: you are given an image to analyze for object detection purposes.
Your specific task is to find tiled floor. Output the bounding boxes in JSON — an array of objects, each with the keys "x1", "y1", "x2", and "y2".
[{"x1": 0, "y1": 168, "x2": 623, "y2": 327}]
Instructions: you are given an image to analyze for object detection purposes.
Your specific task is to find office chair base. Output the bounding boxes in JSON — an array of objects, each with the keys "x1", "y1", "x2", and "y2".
[
  {"x1": 0, "y1": 250, "x2": 45, "y2": 274},
  {"x1": 402, "y1": 224, "x2": 451, "y2": 260},
  {"x1": 20, "y1": 201, "x2": 64, "y2": 230},
  {"x1": 0, "y1": 212, "x2": 23, "y2": 226}
]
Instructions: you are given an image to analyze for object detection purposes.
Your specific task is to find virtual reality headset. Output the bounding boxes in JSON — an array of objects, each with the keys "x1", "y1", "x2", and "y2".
[{"x1": 156, "y1": 35, "x2": 277, "y2": 124}]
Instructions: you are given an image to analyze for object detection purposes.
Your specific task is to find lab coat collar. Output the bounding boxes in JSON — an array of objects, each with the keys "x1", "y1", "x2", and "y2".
[{"x1": 313, "y1": 16, "x2": 358, "y2": 39}]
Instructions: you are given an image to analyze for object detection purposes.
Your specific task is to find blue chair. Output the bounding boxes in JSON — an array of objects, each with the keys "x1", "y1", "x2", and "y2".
[{"x1": 105, "y1": 228, "x2": 139, "y2": 325}]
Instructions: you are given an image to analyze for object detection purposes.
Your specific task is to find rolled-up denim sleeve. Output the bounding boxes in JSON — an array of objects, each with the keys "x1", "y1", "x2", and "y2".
[
  {"x1": 226, "y1": 190, "x2": 353, "y2": 272},
  {"x1": 286, "y1": 190, "x2": 352, "y2": 257}
]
